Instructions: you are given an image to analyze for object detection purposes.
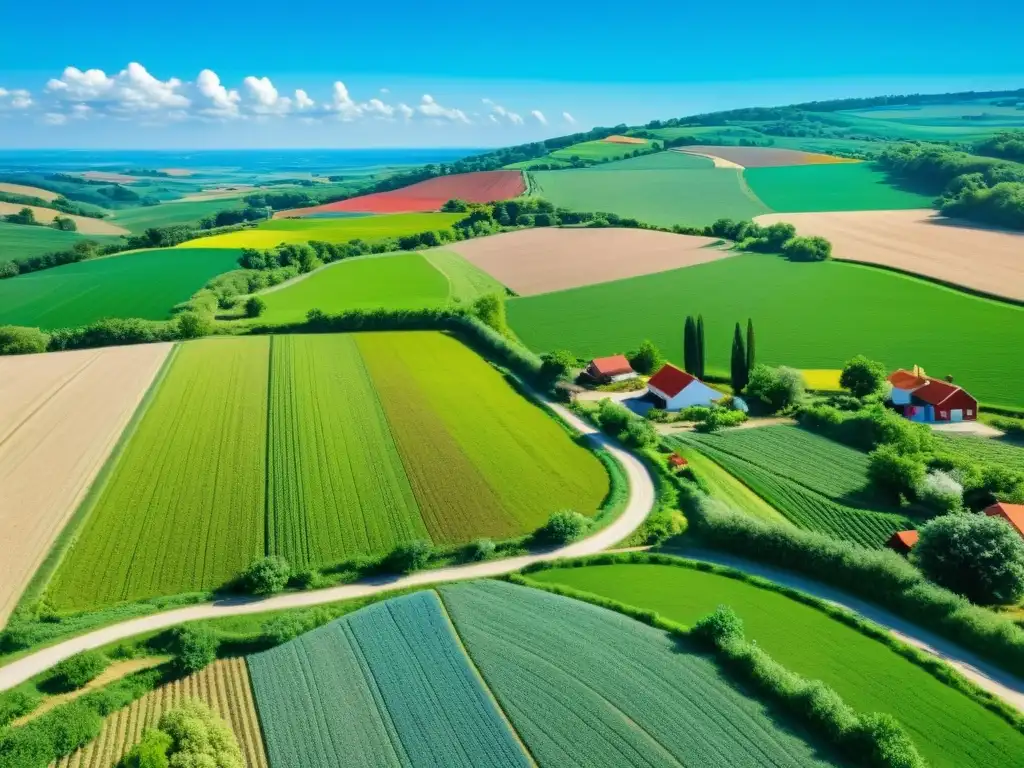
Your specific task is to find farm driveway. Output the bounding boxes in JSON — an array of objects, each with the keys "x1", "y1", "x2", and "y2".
[{"x1": 0, "y1": 399, "x2": 655, "y2": 692}]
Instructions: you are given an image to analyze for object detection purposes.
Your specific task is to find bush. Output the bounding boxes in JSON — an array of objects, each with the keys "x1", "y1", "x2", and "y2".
[
  {"x1": 536, "y1": 510, "x2": 591, "y2": 544},
  {"x1": 539, "y1": 349, "x2": 577, "y2": 382},
  {"x1": 745, "y1": 364, "x2": 805, "y2": 412},
  {"x1": 0, "y1": 688, "x2": 41, "y2": 728},
  {"x1": 169, "y1": 625, "x2": 219, "y2": 674},
  {"x1": 119, "y1": 728, "x2": 172, "y2": 768},
  {"x1": 388, "y1": 540, "x2": 432, "y2": 573},
  {"x1": 48, "y1": 650, "x2": 109, "y2": 693},
  {"x1": 174, "y1": 310, "x2": 213, "y2": 339},
  {"x1": 239, "y1": 556, "x2": 291, "y2": 595},
  {"x1": 840, "y1": 355, "x2": 887, "y2": 397},
  {"x1": 622, "y1": 417, "x2": 658, "y2": 448},
  {"x1": 916, "y1": 470, "x2": 963, "y2": 514},
  {"x1": 626, "y1": 339, "x2": 663, "y2": 375},
  {"x1": 158, "y1": 699, "x2": 244, "y2": 768},
  {"x1": 289, "y1": 568, "x2": 323, "y2": 590},
  {"x1": 782, "y1": 235, "x2": 832, "y2": 261},
  {"x1": 467, "y1": 538, "x2": 496, "y2": 561},
  {"x1": 868, "y1": 445, "x2": 926, "y2": 502},
  {"x1": 0, "y1": 325, "x2": 49, "y2": 355},
  {"x1": 692, "y1": 605, "x2": 744, "y2": 645},
  {"x1": 914, "y1": 513, "x2": 1024, "y2": 605},
  {"x1": 244, "y1": 296, "x2": 266, "y2": 318},
  {"x1": 472, "y1": 293, "x2": 507, "y2": 335}
]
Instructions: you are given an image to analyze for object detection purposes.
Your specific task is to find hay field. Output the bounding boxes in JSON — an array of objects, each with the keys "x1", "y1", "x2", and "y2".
[
  {"x1": 55, "y1": 659, "x2": 268, "y2": 768},
  {"x1": 0, "y1": 182, "x2": 59, "y2": 201},
  {"x1": 0, "y1": 202, "x2": 128, "y2": 235},
  {"x1": 675, "y1": 146, "x2": 860, "y2": 168},
  {"x1": 446, "y1": 227, "x2": 729, "y2": 295},
  {"x1": 744, "y1": 164, "x2": 935, "y2": 212},
  {"x1": 0, "y1": 343, "x2": 170, "y2": 626},
  {"x1": 755, "y1": 209, "x2": 1024, "y2": 302}
]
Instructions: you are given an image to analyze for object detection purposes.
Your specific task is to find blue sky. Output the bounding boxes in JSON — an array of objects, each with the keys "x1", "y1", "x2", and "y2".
[{"x1": 1, "y1": 0, "x2": 1022, "y2": 148}]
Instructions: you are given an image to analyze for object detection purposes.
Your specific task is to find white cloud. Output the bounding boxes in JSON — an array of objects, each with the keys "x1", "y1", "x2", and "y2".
[
  {"x1": 329, "y1": 81, "x2": 363, "y2": 120},
  {"x1": 294, "y1": 89, "x2": 315, "y2": 110},
  {"x1": 482, "y1": 98, "x2": 523, "y2": 125},
  {"x1": 531, "y1": 109, "x2": 548, "y2": 125},
  {"x1": 43, "y1": 112, "x2": 67, "y2": 125},
  {"x1": 46, "y1": 63, "x2": 188, "y2": 114},
  {"x1": 563, "y1": 111, "x2": 576, "y2": 124},
  {"x1": 397, "y1": 103, "x2": 414, "y2": 120},
  {"x1": 419, "y1": 94, "x2": 469, "y2": 123},
  {"x1": 0, "y1": 88, "x2": 33, "y2": 109},
  {"x1": 243, "y1": 76, "x2": 291, "y2": 115},
  {"x1": 380, "y1": 87, "x2": 390, "y2": 94},
  {"x1": 196, "y1": 69, "x2": 240, "y2": 118},
  {"x1": 363, "y1": 98, "x2": 394, "y2": 118}
]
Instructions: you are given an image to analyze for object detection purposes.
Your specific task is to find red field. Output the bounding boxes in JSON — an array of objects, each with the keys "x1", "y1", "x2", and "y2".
[{"x1": 281, "y1": 171, "x2": 525, "y2": 216}]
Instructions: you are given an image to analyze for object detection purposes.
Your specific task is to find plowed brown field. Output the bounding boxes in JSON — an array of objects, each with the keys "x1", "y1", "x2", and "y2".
[
  {"x1": 755, "y1": 209, "x2": 1024, "y2": 301},
  {"x1": 674, "y1": 146, "x2": 860, "y2": 168},
  {"x1": 446, "y1": 227, "x2": 729, "y2": 295},
  {"x1": 282, "y1": 170, "x2": 525, "y2": 216},
  {"x1": 53, "y1": 658, "x2": 268, "y2": 768},
  {"x1": 0, "y1": 344, "x2": 171, "y2": 626}
]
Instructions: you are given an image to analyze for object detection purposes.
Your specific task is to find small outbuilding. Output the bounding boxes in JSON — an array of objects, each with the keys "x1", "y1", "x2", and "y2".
[
  {"x1": 646, "y1": 364, "x2": 723, "y2": 411},
  {"x1": 888, "y1": 367, "x2": 977, "y2": 423},
  {"x1": 984, "y1": 502, "x2": 1024, "y2": 539},
  {"x1": 668, "y1": 453, "x2": 688, "y2": 469},
  {"x1": 584, "y1": 355, "x2": 637, "y2": 384},
  {"x1": 886, "y1": 529, "x2": 919, "y2": 555}
]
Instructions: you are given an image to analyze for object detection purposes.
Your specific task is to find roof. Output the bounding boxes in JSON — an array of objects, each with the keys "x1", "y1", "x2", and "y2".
[
  {"x1": 888, "y1": 368, "x2": 974, "y2": 407},
  {"x1": 888, "y1": 369, "x2": 927, "y2": 391},
  {"x1": 648, "y1": 364, "x2": 697, "y2": 398},
  {"x1": 888, "y1": 530, "x2": 919, "y2": 549},
  {"x1": 668, "y1": 454, "x2": 688, "y2": 467},
  {"x1": 985, "y1": 502, "x2": 1024, "y2": 538},
  {"x1": 589, "y1": 355, "x2": 634, "y2": 377}
]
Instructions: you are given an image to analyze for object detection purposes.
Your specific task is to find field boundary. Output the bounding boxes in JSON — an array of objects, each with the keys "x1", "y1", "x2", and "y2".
[{"x1": 14, "y1": 343, "x2": 182, "y2": 614}]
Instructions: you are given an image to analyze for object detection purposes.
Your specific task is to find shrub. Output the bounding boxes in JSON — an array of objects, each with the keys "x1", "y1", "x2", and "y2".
[
  {"x1": 692, "y1": 605, "x2": 744, "y2": 645},
  {"x1": 626, "y1": 339, "x2": 663, "y2": 375},
  {"x1": 782, "y1": 235, "x2": 832, "y2": 261},
  {"x1": 868, "y1": 445, "x2": 926, "y2": 502},
  {"x1": 158, "y1": 699, "x2": 244, "y2": 768},
  {"x1": 174, "y1": 310, "x2": 213, "y2": 339},
  {"x1": 536, "y1": 510, "x2": 591, "y2": 544},
  {"x1": 641, "y1": 509, "x2": 688, "y2": 543},
  {"x1": 852, "y1": 712, "x2": 926, "y2": 768},
  {"x1": 914, "y1": 513, "x2": 1024, "y2": 605},
  {"x1": 388, "y1": 540, "x2": 432, "y2": 573},
  {"x1": 48, "y1": 650, "x2": 109, "y2": 693},
  {"x1": 169, "y1": 625, "x2": 219, "y2": 674},
  {"x1": 239, "y1": 556, "x2": 291, "y2": 595},
  {"x1": 745, "y1": 364, "x2": 804, "y2": 412},
  {"x1": 916, "y1": 470, "x2": 963, "y2": 514},
  {"x1": 472, "y1": 293, "x2": 508, "y2": 335},
  {"x1": 119, "y1": 728, "x2": 172, "y2": 768},
  {"x1": 467, "y1": 538, "x2": 496, "y2": 561},
  {"x1": 244, "y1": 296, "x2": 266, "y2": 318},
  {"x1": 289, "y1": 568, "x2": 323, "y2": 591},
  {"x1": 539, "y1": 349, "x2": 578, "y2": 382},
  {"x1": 840, "y1": 355, "x2": 887, "y2": 397},
  {"x1": 0, "y1": 325, "x2": 49, "y2": 355},
  {"x1": 0, "y1": 688, "x2": 41, "y2": 728},
  {"x1": 622, "y1": 417, "x2": 658, "y2": 448}
]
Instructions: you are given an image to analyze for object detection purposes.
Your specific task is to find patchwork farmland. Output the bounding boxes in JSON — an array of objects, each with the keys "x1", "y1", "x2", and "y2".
[
  {"x1": 548, "y1": 138, "x2": 654, "y2": 162},
  {"x1": 755, "y1": 209, "x2": 1024, "y2": 302},
  {"x1": 0, "y1": 202, "x2": 128, "y2": 235},
  {"x1": 47, "y1": 332, "x2": 608, "y2": 608},
  {"x1": 674, "y1": 145, "x2": 862, "y2": 168},
  {"x1": 445, "y1": 227, "x2": 729, "y2": 295},
  {"x1": 506, "y1": 252, "x2": 1024, "y2": 408},
  {"x1": 0, "y1": 221, "x2": 122, "y2": 262},
  {"x1": 743, "y1": 163, "x2": 935, "y2": 211}
]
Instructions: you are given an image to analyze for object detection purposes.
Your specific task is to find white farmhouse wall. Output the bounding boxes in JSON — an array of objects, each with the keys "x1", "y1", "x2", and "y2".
[{"x1": 663, "y1": 381, "x2": 723, "y2": 411}]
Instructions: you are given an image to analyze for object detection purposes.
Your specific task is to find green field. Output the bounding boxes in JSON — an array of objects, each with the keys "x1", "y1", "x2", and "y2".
[
  {"x1": 248, "y1": 590, "x2": 531, "y2": 768},
  {"x1": 0, "y1": 247, "x2": 242, "y2": 329},
  {"x1": 744, "y1": 163, "x2": 935, "y2": 212},
  {"x1": 48, "y1": 332, "x2": 608, "y2": 608},
  {"x1": 507, "y1": 253, "x2": 1024, "y2": 408},
  {"x1": 177, "y1": 212, "x2": 464, "y2": 249},
  {"x1": 51, "y1": 338, "x2": 269, "y2": 607},
  {"x1": 111, "y1": 199, "x2": 245, "y2": 232},
  {"x1": 528, "y1": 563, "x2": 1024, "y2": 768},
  {"x1": 531, "y1": 167, "x2": 768, "y2": 227},
  {"x1": 584, "y1": 150, "x2": 713, "y2": 171},
  {"x1": 0, "y1": 222, "x2": 123, "y2": 263},
  {"x1": 260, "y1": 253, "x2": 450, "y2": 323},
  {"x1": 440, "y1": 580, "x2": 839, "y2": 767},
  {"x1": 673, "y1": 446, "x2": 790, "y2": 524},
  {"x1": 937, "y1": 434, "x2": 1024, "y2": 472},
  {"x1": 422, "y1": 249, "x2": 508, "y2": 302},
  {"x1": 549, "y1": 138, "x2": 653, "y2": 162},
  {"x1": 670, "y1": 431, "x2": 914, "y2": 548}
]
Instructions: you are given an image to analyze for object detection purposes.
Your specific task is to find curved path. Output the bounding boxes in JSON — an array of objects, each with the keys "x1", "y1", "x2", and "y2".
[
  {"x1": 675, "y1": 546, "x2": 1024, "y2": 712},
  {"x1": 0, "y1": 403, "x2": 655, "y2": 692}
]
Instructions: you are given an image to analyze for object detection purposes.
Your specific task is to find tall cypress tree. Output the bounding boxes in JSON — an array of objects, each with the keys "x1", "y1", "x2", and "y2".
[
  {"x1": 746, "y1": 318, "x2": 756, "y2": 375},
  {"x1": 696, "y1": 315, "x2": 706, "y2": 379},
  {"x1": 731, "y1": 322, "x2": 748, "y2": 392},
  {"x1": 683, "y1": 316, "x2": 697, "y2": 374}
]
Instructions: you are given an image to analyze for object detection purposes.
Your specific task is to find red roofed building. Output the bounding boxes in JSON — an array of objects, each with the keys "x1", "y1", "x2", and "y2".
[
  {"x1": 888, "y1": 366, "x2": 977, "y2": 423},
  {"x1": 985, "y1": 502, "x2": 1024, "y2": 539},
  {"x1": 584, "y1": 355, "x2": 637, "y2": 384},
  {"x1": 647, "y1": 364, "x2": 723, "y2": 411},
  {"x1": 886, "y1": 530, "x2": 919, "y2": 555}
]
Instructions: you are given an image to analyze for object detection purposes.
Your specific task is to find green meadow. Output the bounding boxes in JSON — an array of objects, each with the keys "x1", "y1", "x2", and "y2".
[
  {"x1": 744, "y1": 163, "x2": 936, "y2": 211},
  {"x1": 111, "y1": 198, "x2": 245, "y2": 232},
  {"x1": 0, "y1": 222, "x2": 123, "y2": 263},
  {"x1": 548, "y1": 138, "x2": 653, "y2": 161}
]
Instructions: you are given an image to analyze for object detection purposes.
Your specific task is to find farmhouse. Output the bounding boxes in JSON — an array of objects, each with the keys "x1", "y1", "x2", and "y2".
[
  {"x1": 646, "y1": 364, "x2": 723, "y2": 411},
  {"x1": 888, "y1": 367, "x2": 977, "y2": 423},
  {"x1": 584, "y1": 355, "x2": 637, "y2": 384},
  {"x1": 886, "y1": 530, "x2": 919, "y2": 555},
  {"x1": 984, "y1": 502, "x2": 1024, "y2": 539}
]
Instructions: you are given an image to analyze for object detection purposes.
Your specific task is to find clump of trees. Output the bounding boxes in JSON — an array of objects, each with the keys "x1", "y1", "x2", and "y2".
[
  {"x1": 683, "y1": 315, "x2": 705, "y2": 378},
  {"x1": 839, "y1": 355, "x2": 888, "y2": 398},
  {"x1": 239, "y1": 556, "x2": 291, "y2": 595},
  {"x1": 976, "y1": 130, "x2": 1024, "y2": 162},
  {"x1": 627, "y1": 339, "x2": 662, "y2": 375},
  {"x1": 730, "y1": 319, "x2": 756, "y2": 392},
  {"x1": 120, "y1": 699, "x2": 244, "y2": 768},
  {"x1": 536, "y1": 510, "x2": 592, "y2": 544},
  {"x1": 47, "y1": 651, "x2": 109, "y2": 693},
  {"x1": 745, "y1": 365, "x2": 805, "y2": 413},
  {"x1": 169, "y1": 626, "x2": 219, "y2": 674}
]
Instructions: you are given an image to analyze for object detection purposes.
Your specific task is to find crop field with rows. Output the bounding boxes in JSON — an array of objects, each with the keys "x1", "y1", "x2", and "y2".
[
  {"x1": 670, "y1": 435, "x2": 913, "y2": 548},
  {"x1": 439, "y1": 580, "x2": 837, "y2": 767},
  {"x1": 248, "y1": 590, "x2": 531, "y2": 768},
  {"x1": 528, "y1": 563, "x2": 1024, "y2": 768},
  {"x1": 55, "y1": 659, "x2": 268, "y2": 768},
  {"x1": 937, "y1": 433, "x2": 1024, "y2": 473}
]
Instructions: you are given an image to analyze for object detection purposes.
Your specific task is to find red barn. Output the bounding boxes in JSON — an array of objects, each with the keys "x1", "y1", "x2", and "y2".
[
  {"x1": 584, "y1": 355, "x2": 637, "y2": 384},
  {"x1": 886, "y1": 530, "x2": 919, "y2": 555},
  {"x1": 888, "y1": 368, "x2": 977, "y2": 423}
]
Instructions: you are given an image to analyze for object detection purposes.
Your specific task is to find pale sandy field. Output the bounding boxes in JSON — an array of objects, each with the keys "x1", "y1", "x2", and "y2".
[
  {"x1": 670, "y1": 148, "x2": 744, "y2": 170},
  {"x1": 0, "y1": 344, "x2": 171, "y2": 626},
  {"x1": 0, "y1": 182, "x2": 60, "y2": 202},
  {"x1": 0, "y1": 202, "x2": 129, "y2": 235},
  {"x1": 755, "y1": 209, "x2": 1024, "y2": 301},
  {"x1": 446, "y1": 227, "x2": 730, "y2": 296}
]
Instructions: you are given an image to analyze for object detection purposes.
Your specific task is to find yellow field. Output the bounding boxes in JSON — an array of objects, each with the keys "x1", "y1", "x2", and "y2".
[
  {"x1": 0, "y1": 182, "x2": 60, "y2": 202},
  {"x1": 0, "y1": 202, "x2": 128, "y2": 235},
  {"x1": 54, "y1": 659, "x2": 268, "y2": 768},
  {"x1": 801, "y1": 369, "x2": 843, "y2": 390}
]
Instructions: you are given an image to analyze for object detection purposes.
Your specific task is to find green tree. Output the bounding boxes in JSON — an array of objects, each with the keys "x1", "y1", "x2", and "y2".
[
  {"x1": 388, "y1": 540, "x2": 432, "y2": 573},
  {"x1": 840, "y1": 355, "x2": 888, "y2": 397},
  {"x1": 441, "y1": 198, "x2": 469, "y2": 212},
  {"x1": 48, "y1": 651, "x2": 108, "y2": 693},
  {"x1": 175, "y1": 311, "x2": 212, "y2": 340},
  {"x1": 244, "y1": 296, "x2": 266, "y2": 318},
  {"x1": 537, "y1": 510, "x2": 591, "y2": 544},
  {"x1": 730, "y1": 322, "x2": 748, "y2": 392},
  {"x1": 745, "y1": 319, "x2": 755, "y2": 372},
  {"x1": 157, "y1": 700, "x2": 244, "y2": 768},
  {"x1": 51, "y1": 216, "x2": 77, "y2": 232},
  {"x1": 696, "y1": 315, "x2": 706, "y2": 379},
  {"x1": 119, "y1": 728, "x2": 172, "y2": 768},
  {"x1": 683, "y1": 316, "x2": 698, "y2": 374},
  {"x1": 540, "y1": 350, "x2": 577, "y2": 382},
  {"x1": 0, "y1": 325, "x2": 49, "y2": 355},
  {"x1": 914, "y1": 513, "x2": 1024, "y2": 605},
  {"x1": 627, "y1": 339, "x2": 663, "y2": 375},
  {"x1": 239, "y1": 556, "x2": 291, "y2": 595},
  {"x1": 472, "y1": 293, "x2": 507, "y2": 335},
  {"x1": 169, "y1": 626, "x2": 219, "y2": 674},
  {"x1": 783, "y1": 235, "x2": 832, "y2": 262},
  {"x1": 868, "y1": 444, "x2": 926, "y2": 502}
]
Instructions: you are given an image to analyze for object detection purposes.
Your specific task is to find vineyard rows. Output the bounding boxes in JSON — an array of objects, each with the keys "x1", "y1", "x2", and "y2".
[
  {"x1": 248, "y1": 590, "x2": 530, "y2": 768},
  {"x1": 54, "y1": 659, "x2": 267, "y2": 768},
  {"x1": 938, "y1": 433, "x2": 1024, "y2": 473},
  {"x1": 439, "y1": 580, "x2": 833, "y2": 768}
]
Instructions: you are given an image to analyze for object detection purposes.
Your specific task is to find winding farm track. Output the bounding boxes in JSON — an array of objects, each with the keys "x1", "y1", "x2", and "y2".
[{"x1": 0, "y1": 402, "x2": 655, "y2": 693}]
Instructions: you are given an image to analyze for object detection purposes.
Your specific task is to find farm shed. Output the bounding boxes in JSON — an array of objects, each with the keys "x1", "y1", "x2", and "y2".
[
  {"x1": 584, "y1": 355, "x2": 637, "y2": 384},
  {"x1": 985, "y1": 502, "x2": 1024, "y2": 539},
  {"x1": 886, "y1": 529, "x2": 919, "y2": 555},
  {"x1": 888, "y1": 368, "x2": 977, "y2": 423},
  {"x1": 647, "y1": 364, "x2": 723, "y2": 411}
]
